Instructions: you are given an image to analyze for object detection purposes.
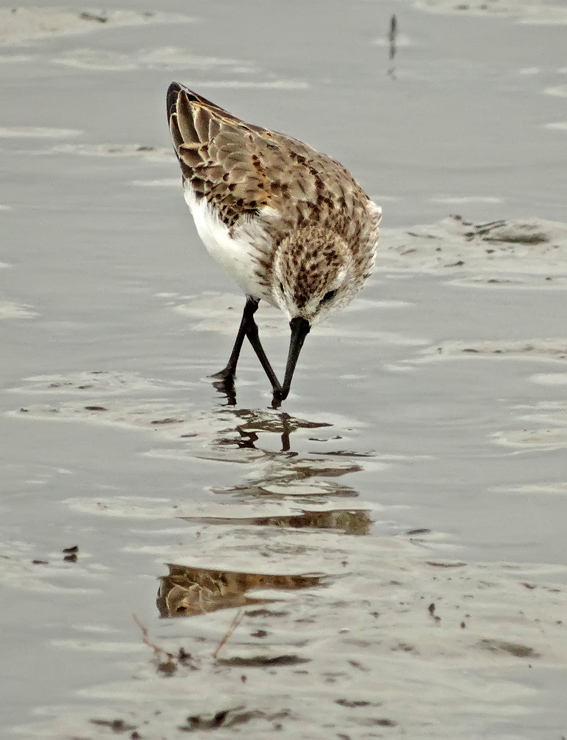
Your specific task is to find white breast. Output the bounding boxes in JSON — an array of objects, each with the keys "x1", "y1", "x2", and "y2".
[{"x1": 183, "y1": 187, "x2": 276, "y2": 304}]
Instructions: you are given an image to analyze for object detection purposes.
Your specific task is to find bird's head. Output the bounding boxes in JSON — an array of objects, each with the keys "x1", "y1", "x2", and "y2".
[
  {"x1": 272, "y1": 226, "x2": 357, "y2": 325},
  {"x1": 270, "y1": 225, "x2": 358, "y2": 402}
]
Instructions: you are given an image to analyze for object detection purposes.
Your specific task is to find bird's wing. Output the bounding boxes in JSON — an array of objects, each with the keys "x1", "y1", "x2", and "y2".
[{"x1": 166, "y1": 82, "x2": 373, "y2": 240}]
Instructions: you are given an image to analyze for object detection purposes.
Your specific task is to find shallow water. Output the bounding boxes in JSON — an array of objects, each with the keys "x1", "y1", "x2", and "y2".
[{"x1": 1, "y1": 1, "x2": 567, "y2": 738}]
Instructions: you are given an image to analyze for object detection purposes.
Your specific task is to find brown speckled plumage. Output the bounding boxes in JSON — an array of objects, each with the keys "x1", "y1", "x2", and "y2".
[{"x1": 166, "y1": 82, "x2": 382, "y2": 402}]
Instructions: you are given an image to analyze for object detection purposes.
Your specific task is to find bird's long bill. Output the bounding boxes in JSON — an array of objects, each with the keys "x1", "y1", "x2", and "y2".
[{"x1": 280, "y1": 316, "x2": 311, "y2": 400}]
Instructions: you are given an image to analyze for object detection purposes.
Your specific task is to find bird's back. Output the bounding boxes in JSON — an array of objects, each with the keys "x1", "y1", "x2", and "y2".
[{"x1": 166, "y1": 82, "x2": 381, "y2": 282}]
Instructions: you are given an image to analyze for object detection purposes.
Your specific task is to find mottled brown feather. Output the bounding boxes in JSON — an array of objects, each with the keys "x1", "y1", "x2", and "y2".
[
  {"x1": 167, "y1": 82, "x2": 381, "y2": 318},
  {"x1": 167, "y1": 82, "x2": 380, "y2": 249}
]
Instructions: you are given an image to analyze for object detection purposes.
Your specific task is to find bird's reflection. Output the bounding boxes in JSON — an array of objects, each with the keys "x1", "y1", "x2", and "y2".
[
  {"x1": 211, "y1": 407, "x2": 332, "y2": 456},
  {"x1": 212, "y1": 377, "x2": 237, "y2": 407},
  {"x1": 212, "y1": 376, "x2": 286, "y2": 411},
  {"x1": 157, "y1": 563, "x2": 324, "y2": 618},
  {"x1": 156, "y1": 409, "x2": 374, "y2": 620},
  {"x1": 171, "y1": 407, "x2": 368, "y2": 499},
  {"x1": 211, "y1": 448, "x2": 363, "y2": 501},
  {"x1": 183, "y1": 508, "x2": 371, "y2": 536}
]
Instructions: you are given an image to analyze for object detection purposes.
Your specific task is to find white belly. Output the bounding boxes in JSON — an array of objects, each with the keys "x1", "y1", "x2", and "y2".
[{"x1": 184, "y1": 188, "x2": 274, "y2": 303}]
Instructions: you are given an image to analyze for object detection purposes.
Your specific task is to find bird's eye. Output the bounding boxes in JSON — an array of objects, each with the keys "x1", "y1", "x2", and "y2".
[
  {"x1": 279, "y1": 282, "x2": 285, "y2": 294},
  {"x1": 321, "y1": 289, "x2": 337, "y2": 304}
]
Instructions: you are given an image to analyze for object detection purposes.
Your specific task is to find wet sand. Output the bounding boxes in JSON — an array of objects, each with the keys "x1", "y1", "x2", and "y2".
[{"x1": 1, "y1": 2, "x2": 567, "y2": 738}]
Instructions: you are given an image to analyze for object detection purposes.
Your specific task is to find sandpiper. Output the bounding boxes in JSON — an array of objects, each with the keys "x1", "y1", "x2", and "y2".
[{"x1": 167, "y1": 82, "x2": 381, "y2": 404}]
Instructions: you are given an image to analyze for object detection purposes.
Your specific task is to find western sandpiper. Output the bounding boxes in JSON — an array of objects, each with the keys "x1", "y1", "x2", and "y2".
[{"x1": 167, "y1": 82, "x2": 381, "y2": 404}]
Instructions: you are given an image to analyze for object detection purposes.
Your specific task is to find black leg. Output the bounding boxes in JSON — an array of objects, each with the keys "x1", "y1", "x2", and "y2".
[
  {"x1": 244, "y1": 309, "x2": 282, "y2": 394},
  {"x1": 211, "y1": 298, "x2": 252, "y2": 384},
  {"x1": 212, "y1": 297, "x2": 282, "y2": 394}
]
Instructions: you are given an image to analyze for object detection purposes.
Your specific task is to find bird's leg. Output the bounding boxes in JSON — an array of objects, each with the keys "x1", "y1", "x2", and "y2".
[
  {"x1": 211, "y1": 297, "x2": 254, "y2": 384},
  {"x1": 212, "y1": 297, "x2": 282, "y2": 395},
  {"x1": 243, "y1": 301, "x2": 282, "y2": 394}
]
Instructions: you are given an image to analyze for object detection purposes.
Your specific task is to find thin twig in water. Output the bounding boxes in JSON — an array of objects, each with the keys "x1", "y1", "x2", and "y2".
[
  {"x1": 388, "y1": 14, "x2": 398, "y2": 79},
  {"x1": 388, "y1": 15, "x2": 397, "y2": 60},
  {"x1": 213, "y1": 608, "x2": 244, "y2": 659},
  {"x1": 134, "y1": 614, "x2": 172, "y2": 657},
  {"x1": 134, "y1": 614, "x2": 177, "y2": 674}
]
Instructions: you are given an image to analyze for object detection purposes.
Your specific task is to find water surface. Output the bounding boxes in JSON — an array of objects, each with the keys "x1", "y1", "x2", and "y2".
[{"x1": 1, "y1": 1, "x2": 566, "y2": 737}]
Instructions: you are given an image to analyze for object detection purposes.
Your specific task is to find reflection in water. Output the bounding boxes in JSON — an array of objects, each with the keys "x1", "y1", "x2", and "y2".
[
  {"x1": 213, "y1": 408, "x2": 331, "y2": 455},
  {"x1": 157, "y1": 563, "x2": 324, "y2": 618},
  {"x1": 212, "y1": 376, "x2": 237, "y2": 407},
  {"x1": 212, "y1": 455, "x2": 363, "y2": 501},
  {"x1": 186, "y1": 407, "x2": 368, "y2": 501},
  {"x1": 158, "y1": 405, "x2": 371, "y2": 620},
  {"x1": 182, "y1": 508, "x2": 372, "y2": 535},
  {"x1": 199, "y1": 409, "x2": 367, "y2": 500}
]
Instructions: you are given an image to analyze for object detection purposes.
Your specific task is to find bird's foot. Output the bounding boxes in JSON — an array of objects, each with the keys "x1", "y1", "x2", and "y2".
[
  {"x1": 212, "y1": 379, "x2": 237, "y2": 406},
  {"x1": 210, "y1": 368, "x2": 237, "y2": 406},
  {"x1": 210, "y1": 366, "x2": 236, "y2": 383},
  {"x1": 271, "y1": 387, "x2": 289, "y2": 409}
]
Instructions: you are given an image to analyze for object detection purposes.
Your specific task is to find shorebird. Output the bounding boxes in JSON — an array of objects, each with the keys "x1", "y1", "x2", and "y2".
[{"x1": 166, "y1": 82, "x2": 381, "y2": 404}]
